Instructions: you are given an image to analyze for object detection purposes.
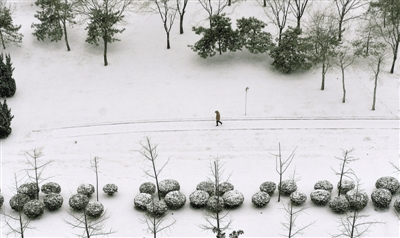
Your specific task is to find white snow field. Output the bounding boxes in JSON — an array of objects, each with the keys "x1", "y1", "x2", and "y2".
[{"x1": 1, "y1": 1, "x2": 399, "y2": 238}]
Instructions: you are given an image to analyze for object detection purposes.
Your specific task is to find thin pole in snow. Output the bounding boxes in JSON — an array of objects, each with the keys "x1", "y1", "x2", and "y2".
[{"x1": 245, "y1": 87, "x2": 249, "y2": 115}]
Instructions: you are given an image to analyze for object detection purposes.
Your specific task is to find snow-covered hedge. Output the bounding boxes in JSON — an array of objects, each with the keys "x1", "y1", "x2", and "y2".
[
  {"x1": 69, "y1": 194, "x2": 89, "y2": 211},
  {"x1": 85, "y1": 201, "x2": 104, "y2": 218},
  {"x1": 371, "y1": 188, "x2": 392, "y2": 209},
  {"x1": 10, "y1": 193, "x2": 30, "y2": 211},
  {"x1": 218, "y1": 182, "x2": 234, "y2": 196},
  {"x1": 134, "y1": 193, "x2": 152, "y2": 210},
  {"x1": 18, "y1": 182, "x2": 39, "y2": 199},
  {"x1": 189, "y1": 190, "x2": 210, "y2": 208},
  {"x1": 146, "y1": 199, "x2": 168, "y2": 216},
  {"x1": 310, "y1": 189, "x2": 331, "y2": 206},
  {"x1": 394, "y1": 197, "x2": 400, "y2": 213},
  {"x1": 375, "y1": 176, "x2": 400, "y2": 195},
  {"x1": 345, "y1": 189, "x2": 369, "y2": 211},
  {"x1": 103, "y1": 184, "x2": 118, "y2": 196},
  {"x1": 196, "y1": 181, "x2": 215, "y2": 195},
  {"x1": 207, "y1": 196, "x2": 224, "y2": 212},
  {"x1": 290, "y1": 191, "x2": 307, "y2": 205},
  {"x1": 222, "y1": 190, "x2": 244, "y2": 208},
  {"x1": 314, "y1": 180, "x2": 333, "y2": 192},
  {"x1": 259, "y1": 181, "x2": 276, "y2": 196},
  {"x1": 41, "y1": 182, "x2": 61, "y2": 194},
  {"x1": 328, "y1": 196, "x2": 350, "y2": 214},
  {"x1": 43, "y1": 193, "x2": 63, "y2": 211},
  {"x1": 165, "y1": 191, "x2": 186, "y2": 210},
  {"x1": 337, "y1": 180, "x2": 355, "y2": 195},
  {"x1": 0, "y1": 194, "x2": 4, "y2": 207},
  {"x1": 23, "y1": 200, "x2": 45, "y2": 219},
  {"x1": 139, "y1": 182, "x2": 156, "y2": 194},
  {"x1": 252, "y1": 191, "x2": 270, "y2": 208},
  {"x1": 77, "y1": 184, "x2": 95, "y2": 197},
  {"x1": 159, "y1": 179, "x2": 180, "y2": 197},
  {"x1": 279, "y1": 180, "x2": 297, "y2": 196}
]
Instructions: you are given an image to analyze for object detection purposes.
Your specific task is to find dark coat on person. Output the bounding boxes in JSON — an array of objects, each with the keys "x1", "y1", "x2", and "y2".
[{"x1": 215, "y1": 111, "x2": 220, "y2": 121}]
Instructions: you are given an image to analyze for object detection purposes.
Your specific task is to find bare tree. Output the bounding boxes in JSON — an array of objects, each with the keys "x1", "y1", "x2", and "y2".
[
  {"x1": 138, "y1": 137, "x2": 170, "y2": 201},
  {"x1": 333, "y1": 0, "x2": 368, "y2": 41},
  {"x1": 198, "y1": 0, "x2": 229, "y2": 28},
  {"x1": 281, "y1": 202, "x2": 315, "y2": 238},
  {"x1": 64, "y1": 210, "x2": 115, "y2": 238},
  {"x1": 274, "y1": 143, "x2": 297, "y2": 202},
  {"x1": 90, "y1": 156, "x2": 100, "y2": 202},
  {"x1": 331, "y1": 149, "x2": 358, "y2": 196},
  {"x1": 289, "y1": 0, "x2": 309, "y2": 29},
  {"x1": 262, "y1": 0, "x2": 291, "y2": 46},
  {"x1": 176, "y1": 0, "x2": 188, "y2": 34},
  {"x1": 24, "y1": 148, "x2": 53, "y2": 200},
  {"x1": 334, "y1": 43, "x2": 356, "y2": 103},
  {"x1": 154, "y1": 0, "x2": 177, "y2": 49},
  {"x1": 369, "y1": 49, "x2": 387, "y2": 111}
]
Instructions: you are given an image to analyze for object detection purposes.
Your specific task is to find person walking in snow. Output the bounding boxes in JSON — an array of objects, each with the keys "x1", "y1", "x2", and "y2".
[{"x1": 215, "y1": 110, "x2": 222, "y2": 126}]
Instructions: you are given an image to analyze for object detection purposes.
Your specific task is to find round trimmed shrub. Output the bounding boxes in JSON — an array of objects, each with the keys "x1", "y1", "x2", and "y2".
[
  {"x1": 196, "y1": 181, "x2": 215, "y2": 195},
  {"x1": 43, "y1": 193, "x2": 63, "y2": 211},
  {"x1": 252, "y1": 191, "x2": 271, "y2": 208},
  {"x1": 290, "y1": 191, "x2": 307, "y2": 205},
  {"x1": 394, "y1": 197, "x2": 400, "y2": 212},
  {"x1": 278, "y1": 180, "x2": 297, "y2": 196},
  {"x1": 77, "y1": 184, "x2": 95, "y2": 197},
  {"x1": 134, "y1": 193, "x2": 152, "y2": 210},
  {"x1": 146, "y1": 200, "x2": 168, "y2": 216},
  {"x1": 139, "y1": 182, "x2": 156, "y2": 194},
  {"x1": 69, "y1": 194, "x2": 89, "y2": 211},
  {"x1": 207, "y1": 196, "x2": 224, "y2": 212},
  {"x1": 310, "y1": 189, "x2": 331, "y2": 206},
  {"x1": 0, "y1": 194, "x2": 4, "y2": 207},
  {"x1": 337, "y1": 180, "x2": 355, "y2": 195},
  {"x1": 328, "y1": 196, "x2": 350, "y2": 214},
  {"x1": 189, "y1": 190, "x2": 210, "y2": 208},
  {"x1": 314, "y1": 180, "x2": 333, "y2": 192},
  {"x1": 260, "y1": 181, "x2": 276, "y2": 196},
  {"x1": 85, "y1": 201, "x2": 104, "y2": 218},
  {"x1": 159, "y1": 179, "x2": 180, "y2": 197},
  {"x1": 165, "y1": 191, "x2": 186, "y2": 210},
  {"x1": 41, "y1": 182, "x2": 61, "y2": 194},
  {"x1": 10, "y1": 194, "x2": 30, "y2": 211},
  {"x1": 18, "y1": 182, "x2": 39, "y2": 199},
  {"x1": 218, "y1": 182, "x2": 234, "y2": 196},
  {"x1": 371, "y1": 188, "x2": 392, "y2": 209},
  {"x1": 375, "y1": 176, "x2": 400, "y2": 195},
  {"x1": 222, "y1": 190, "x2": 244, "y2": 208},
  {"x1": 103, "y1": 184, "x2": 118, "y2": 196},
  {"x1": 23, "y1": 200, "x2": 45, "y2": 218},
  {"x1": 345, "y1": 189, "x2": 369, "y2": 211}
]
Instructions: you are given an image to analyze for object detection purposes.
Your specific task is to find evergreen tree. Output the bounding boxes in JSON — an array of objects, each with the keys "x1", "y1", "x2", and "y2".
[
  {"x1": 269, "y1": 27, "x2": 313, "y2": 73},
  {"x1": 31, "y1": 0, "x2": 76, "y2": 51},
  {"x1": 236, "y1": 17, "x2": 275, "y2": 54},
  {"x1": 189, "y1": 14, "x2": 241, "y2": 58},
  {"x1": 0, "y1": 98, "x2": 13, "y2": 139},
  {"x1": 0, "y1": 5, "x2": 23, "y2": 49},
  {"x1": 0, "y1": 53, "x2": 16, "y2": 98}
]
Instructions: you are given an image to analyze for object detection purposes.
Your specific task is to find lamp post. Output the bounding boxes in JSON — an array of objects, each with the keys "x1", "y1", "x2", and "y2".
[{"x1": 245, "y1": 87, "x2": 249, "y2": 115}]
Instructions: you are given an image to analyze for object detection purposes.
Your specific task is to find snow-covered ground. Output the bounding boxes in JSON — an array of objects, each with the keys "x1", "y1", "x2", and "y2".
[{"x1": 1, "y1": 1, "x2": 399, "y2": 237}]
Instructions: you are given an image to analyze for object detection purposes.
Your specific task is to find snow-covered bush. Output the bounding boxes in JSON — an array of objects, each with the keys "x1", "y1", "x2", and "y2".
[
  {"x1": 189, "y1": 190, "x2": 210, "y2": 208},
  {"x1": 77, "y1": 184, "x2": 95, "y2": 197},
  {"x1": 165, "y1": 191, "x2": 186, "y2": 210},
  {"x1": 328, "y1": 196, "x2": 350, "y2": 214},
  {"x1": 337, "y1": 180, "x2": 355, "y2": 195},
  {"x1": 314, "y1": 180, "x2": 333, "y2": 192},
  {"x1": 0, "y1": 99, "x2": 13, "y2": 139},
  {"x1": 222, "y1": 190, "x2": 244, "y2": 208},
  {"x1": 85, "y1": 201, "x2": 104, "y2": 218},
  {"x1": 43, "y1": 193, "x2": 63, "y2": 211},
  {"x1": 23, "y1": 200, "x2": 45, "y2": 219},
  {"x1": 10, "y1": 193, "x2": 30, "y2": 211},
  {"x1": 159, "y1": 179, "x2": 180, "y2": 197},
  {"x1": 345, "y1": 189, "x2": 369, "y2": 211},
  {"x1": 207, "y1": 196, "x2": 224, "y2": 212},
  {"x1": 18, "y1": 182, "x2": 39, "y2": 199},
  {"x1": 103, "y1": 184, "x2": 118, "y2": 196},
  {"x1": 375, "y1": 176, "x2": 400, "y2": 194},
  {"x1": 196, "y1": 181, "x2": 215, "y2": 195},
  {"x1": 41, "y1": 182, "x2": 61, "y2": 194},
  {"x1": 0, "y1": 194, "x2": 4, "y2": 207},
  {"x1": 290, "y1": 191, "x2": 307, "y2": 205},
  {"x1": 371, "y1": 188, "x2": 392, "y2": 209},
  {"x1": 252, "y1": 191, "x2": 271, "y2": 208},
  {"x1": 218, "y1": 182, "x2": 234, "y2": 196},
  {"x1": 278, "y1": 180, "x2": 297, "y2": 196},
  {"x1": 139, "y1": 182, "x2": 156, "y2": 194},
  {"x1": 69, "y1": 194, "x2": 89, "y2": 211},
  {"x1": 146, "y1": 199, "x2": 168, "y2": 216},
  {"x1": 310, "y1": 189, "x2": 331, "y2": 206},
  {"x1": 259, "y1": 181, "x2": 276, "y2": 196},
  {"x1": 394, "y1": 197, "x2": 400, "y2": 212},
  {"x1": 134, "y1": 193, "x2": 152, "y2": 210}
]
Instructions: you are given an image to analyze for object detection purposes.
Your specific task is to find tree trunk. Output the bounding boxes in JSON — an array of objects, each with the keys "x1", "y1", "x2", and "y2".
[
  {"x1": 103, "y1": 36, "x2": 108, "y2": 66},
  {"x1": 297, "y1": 16, "x2": 301, "y2": 29},
  {"x1": 372, "y1": 58, "x2": 381, "y2": 110},
  {"x1": 228, "y1": 0, "x2": 231, "y2": 6},
  {"x1": 341, "y1": 65, "x2": 346, "y2": 103},
  {"x1": 62, "y1": 20, "x2": 71, "y2": 51},
  {"x1": 19, "y1": 212, "x2": 24, "y2": 238},
  {"x1": 278, "y1": 27, "x2": 283, "y2": 46},
  {"x1": 84, "y1": 211, "x2": 91, "y2": 238},
  {"x1": 0, "y1": 31, "x2": 5, "y2": 49},
  {"x1": 350, "y1": 210, "x2": 357, "y2": 238},
  {"x1": 263, "y1": 0, "x2": 266, "y2": 7},
  {"x1": 167, "y1": 32, "x2": 170, "y2": 49},
  {"x1": 338, "y1": 17, "x2": 343, "y2": 41},
  {"x1": 321, "y1": 61, "x2": 326, "y2": 90},
  {"x1": 288, "y1": 204, "x2": 293, "y2": 238},
  {"x1": 390, "y1": 41, "x2": 399, "y2": 74},
  {"x1": 179, "y1": 14, "x2": 184, "y2": 34}
]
